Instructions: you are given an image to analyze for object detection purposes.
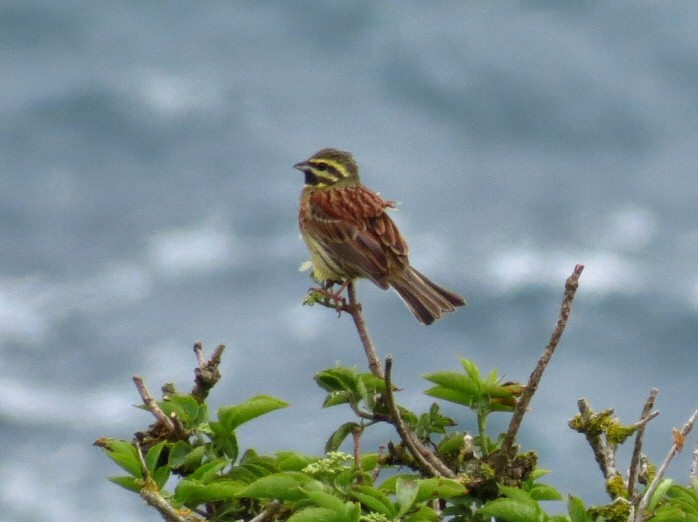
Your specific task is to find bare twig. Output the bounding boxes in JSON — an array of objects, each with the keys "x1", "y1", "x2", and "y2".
[
  {"x1": 134, "y1": 440, "x2": 149, "y2": 478},
  {"x1": 500, "y1": 264, "x2": 584, "y2": 459},
  {"x1": 134, "y1": 441, "x2": 205, "y2": 522},
  {"x1": 691, "y1": 433, "x2": 698, "y2": 487},
  {"x1": 346, "y1": 281, "x2": 384, "y2": 378},
  {"x1": 384, "y1": 356, "x2": 437, "y2": 475},
  {"x1": 134, "y1": 376, "x2": 176, "y2": 433},
  {"x1": 384, "y1": 356, "x2": 456, "y2": 478},
  {"x1": 249, "y1": 500, "x2": 283, "y2": 522},
  {"x1": 636, "y1": 406, "x2": 698, "y2": 520},
  {"x1": 575, "y1": 400, "x2": 617, "y2": 478},
  {"x1": 628, "y1": 388, "x2": 659, "y2": 497},
  {"x1": 191, "y1": 342, "x2": 225, "y2": 403},
  {"x1": 141, "y1": 489, "x2": 206, "y2": 522}
]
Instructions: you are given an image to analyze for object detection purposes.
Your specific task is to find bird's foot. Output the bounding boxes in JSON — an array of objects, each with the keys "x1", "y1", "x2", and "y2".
[{"x1": 304, "y1": 279, "x2": 350, "y2": 315}]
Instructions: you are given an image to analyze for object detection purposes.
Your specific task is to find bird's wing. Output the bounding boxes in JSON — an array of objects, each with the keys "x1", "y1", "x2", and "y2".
[{"x1": 306, "y1": 186, "x2": 409, "y2": 282}]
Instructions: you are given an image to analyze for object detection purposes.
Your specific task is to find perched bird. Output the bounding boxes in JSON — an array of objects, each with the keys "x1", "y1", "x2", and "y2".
[{"x1": 293, "y1": 147, "x2": 465, "y2": 325}]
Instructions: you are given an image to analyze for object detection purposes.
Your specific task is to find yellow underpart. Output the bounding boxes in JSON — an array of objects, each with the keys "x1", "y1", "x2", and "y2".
[{"x1": 302, "y1": 233, "x2": 343, "y2": 281}]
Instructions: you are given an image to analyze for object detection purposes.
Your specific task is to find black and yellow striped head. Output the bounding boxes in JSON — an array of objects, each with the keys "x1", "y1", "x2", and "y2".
[{"x1": 293, "y1": 148, "x2": 360, "y2": 188}]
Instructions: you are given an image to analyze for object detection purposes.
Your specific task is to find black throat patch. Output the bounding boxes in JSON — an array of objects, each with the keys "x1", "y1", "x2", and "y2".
[{"x1": 304, "y1": 170, "x2": 318, "y2": 186}]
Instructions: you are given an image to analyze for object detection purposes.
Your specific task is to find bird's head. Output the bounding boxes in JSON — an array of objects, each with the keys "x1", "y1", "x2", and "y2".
[{"x1": 293, "y1": 148, "x2": 360, "y2": 188}]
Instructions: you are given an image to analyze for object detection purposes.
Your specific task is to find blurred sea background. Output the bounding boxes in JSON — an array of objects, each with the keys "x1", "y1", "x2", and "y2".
[{"x1": 2, "y1": 1, "x2": 698, "y2": 520}]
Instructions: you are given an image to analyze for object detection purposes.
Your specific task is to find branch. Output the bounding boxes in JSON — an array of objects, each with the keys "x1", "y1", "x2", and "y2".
[
  {"x1": 346, "y1": 281, "x2": 383, "y2": 379},
  {"x1": 134, "y1": 441, "x2": 205, "y2": 522},
  {"x1": 500, "y1": 263, "x2": 584, "y2": 458},
  {"x1": 636, "y1": 405, "x2": 698, "y2": 520},
  {"x1": 249, "y1": 500, "x2": 283, "y2": 522},
  {"x1": 384, "y1": 356, "x2": 456, "y2": 478},
  {"x1": 628, "y1": 388, "x2": 659, "y2": 497},
  {"x1": 191, "y1": 341, "x2": 225, "y2": 403},
  {"x1": 140, "y1": 489, "x2": 206, "y2": 522},
  {"x1": 134, "y1": 375, "x2": 176, "y2": 434},
  {"x1": 574, "y1": 399, "x2": 616, "y2": 479},
  {"x1": 688, "y1": 432, "x2": 698, "y2": 488}
]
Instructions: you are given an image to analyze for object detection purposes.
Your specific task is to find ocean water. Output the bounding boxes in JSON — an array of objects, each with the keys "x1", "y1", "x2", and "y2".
[{"x1": 2, "y1": 1, "x2": 698, "y2": 520}]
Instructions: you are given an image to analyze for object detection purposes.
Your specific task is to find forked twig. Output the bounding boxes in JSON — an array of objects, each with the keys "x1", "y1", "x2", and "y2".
[
  {"x1": 384, "y1": 356, "x2": 456, "y2": 478},
  {"x1": 191, "y1": 341, "x2": 225, "y2": 403},
  {"x1": 249, "y1": 500, "x2": 283, "y2": 522},
  {"x1": 500, "y1": 264, "x2": 584, "y2": 459},
  {"x1": 134, "y1": 376, "x2": 176, "y2": 433},
  {"x1": 635, "y1": 406, "x2": 698, "y2": 520},
  {"x1": 574, "y1": 400, "x2": 617, "y2": 478},
  {"x1": 134, "y1": 441, "x2": 205, "y2": 522},
  {"x1": 628, "y1": 388, "x2": 659, "y2": 497}
]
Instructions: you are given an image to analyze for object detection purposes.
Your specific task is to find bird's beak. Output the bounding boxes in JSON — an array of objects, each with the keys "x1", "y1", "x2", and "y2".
[{"x1": 293, "y1": 161, "x2": 307, "y2": 171}]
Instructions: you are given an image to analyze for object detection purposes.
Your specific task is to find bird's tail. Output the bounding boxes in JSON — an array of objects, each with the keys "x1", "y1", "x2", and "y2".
[{"x1": 389, "y1": 267, "x2": 466, "y2": 325}]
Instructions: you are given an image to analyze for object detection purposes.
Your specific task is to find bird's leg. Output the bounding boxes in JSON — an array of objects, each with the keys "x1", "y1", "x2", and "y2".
[
  {"x1": 307, "y1": 279, "x2": 350, "y2": 313},
  {"x1": 326, "y1": 278, "x2": 351, "y2": 303}
]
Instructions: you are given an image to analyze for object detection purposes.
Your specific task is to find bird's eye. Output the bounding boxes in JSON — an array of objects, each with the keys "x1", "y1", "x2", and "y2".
[{"x1": 315, "y1": 163, "x2": 328, "y2": 171}]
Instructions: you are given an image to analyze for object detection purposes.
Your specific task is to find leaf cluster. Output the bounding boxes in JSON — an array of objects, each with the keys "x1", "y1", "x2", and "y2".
[{"x1": 98, "y1": 346, "x2": 698, "y2": 522}]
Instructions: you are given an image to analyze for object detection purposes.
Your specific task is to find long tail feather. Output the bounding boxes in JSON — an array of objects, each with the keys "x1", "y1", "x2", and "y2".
[{"x1": 389, "y1": 267, "x2": 466, "y2": 325}]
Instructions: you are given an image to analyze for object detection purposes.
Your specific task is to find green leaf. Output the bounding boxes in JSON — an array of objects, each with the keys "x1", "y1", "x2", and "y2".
[
  {"x1": 108, "y1": 475, "x2": 141, "y2": 493},
  {"x1": 217, "y1": 395, "x2": 289, "y2": 432},
  {"x1": 209, "y1": 420, "x2": 239, "y2": 460},
  {"x1": 175, "y1": 478, "x2": 245, "y2": 505},
  {"x1": 424, "y1": 360, "x2": 521, "y2": 414},
  {"x1": 649, "y1": 478, "x2": 675, "y2": 510},
  {"x1": 424, "y1": 371, "x2": 478, "y2": 397},
  {"x1": 499, "y1": 486, "x2": 538, "y2": 505},
  {"x1": 168, "y1": 442, "x2": 206, "y2": 471},
  {"x1": 350, "y1": 486, "x2": 396, "y2": 517},
  {"x1": 528, "y1": 468, "x2": 551, "y2": 481},
  {"x1": 99, "y1": 439, "x2": 143, "y2": 478},
  {"x1": 152, "y1": 466, "x2": 171, "y2": 490},
  {"x1": 315, "y1": 367, "x2": 362, "y2": 394},
  {"x1": 159, "y1": 394, "x2": 201, "y2": 426},
  {"x1": 167, "y1": 441, "x2": 193, "y2": 468},
  {"x1": 360, "y1": 453, "x2": 379, "y2": 473},
  {"x1": 228, "y1": 462, "x2": 272, "y2": 484},
  {"x1": 378, "y1": 474, "x2": 421, "y2": 493},
  {"x1": 287, "y1": 507, "x2": 343, "y2": 522},
  {"x1": 529, "y1": 483, "x2": 563, "y2": 501},
  {"x1": 460, "y1": 358, "x2": 482, "y2": 381},
  {"x1": 304, "y1": 489, "x2": 349, "y2": 512},
  {"x1": 145, "y1": 441, "x2": 167, "y2": 473},
  {"x1": 651, "y1": 506, "x2": 693, "y2": 522},
  {"x1": 323, "y1": 391, "x2": 355, "y2": 408},
  {"x1": 425, "y1": 386, "x2": 480, "y2": 409},
  {"x1": 567, "y1": 496, "x2": 591, "y2": 522},
  {"x1": 236, "y1": 472, "x2": 313, "y2": 501},
  {"x1": 276, "y1": 451, "x2": 316, "y2": 471},
  {"x1": 396, "y1": 477, "x2": 420, "y2": 517},
  {"x1": 359, "y1": 373, "x2": 387, "y2": 394},
  {"x1": 414, "y1": 478, "x2": 467, "y2": 502},
  {"x1": 479, "y1": 498, "x2": 540, "y2": 522},
  {"x1": 325, "y1": 422, "x2": 360, "y2": 452},
  {"x1": 403, "y1": 503, "x2": 440, "y2": 522},
  {"x1": 666, "y1": 484, "x2": 698, "y2": 513},
  {"x1": 188, "y1": 458, "x2": 227, "y2": 482},
  {"x1": 479, "y1": 486, "x2": 546, "y2": 522},
  {"x1": 234, "y1": 456, "x2": 280, "y2": 479}
]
